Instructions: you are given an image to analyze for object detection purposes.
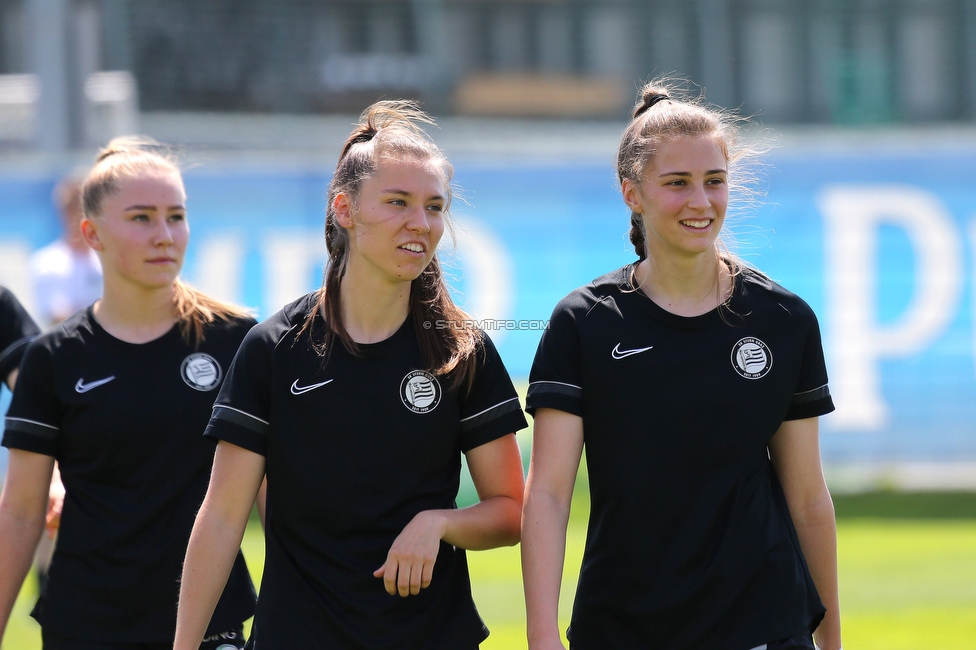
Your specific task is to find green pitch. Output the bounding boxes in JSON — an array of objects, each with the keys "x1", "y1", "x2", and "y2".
[
  {"x1": 466, "y1": 497, "x2": 976, "y2": 650},
  {"x1": 5, "y1": 494, "x2": 976, "y2": 649}
]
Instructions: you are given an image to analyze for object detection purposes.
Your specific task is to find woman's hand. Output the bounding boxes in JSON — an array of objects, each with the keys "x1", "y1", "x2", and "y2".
[
  {"x1": 374, "y1": 510, "x2": 447, "y2": 597},
  {"x1": 373, "y1": 433, "x2": 524, "y2": 597}
]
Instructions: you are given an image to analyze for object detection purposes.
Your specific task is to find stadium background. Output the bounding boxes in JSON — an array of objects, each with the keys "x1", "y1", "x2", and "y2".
[{"x1": 2, "y1": 1, "x2": 976, "y2": 648}]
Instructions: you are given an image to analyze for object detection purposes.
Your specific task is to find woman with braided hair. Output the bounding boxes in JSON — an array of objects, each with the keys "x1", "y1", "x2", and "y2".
[
  {"x1": 521, "y1": 80, "x2": 842, "y2": 650},
  {"x1": 175, "y1": 100, "x2": 527, "y2": 649}
]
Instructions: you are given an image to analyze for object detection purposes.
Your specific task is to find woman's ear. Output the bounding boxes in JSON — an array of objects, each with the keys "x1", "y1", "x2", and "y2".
[
  {"x1": 333, "y1": 193, "x2": 353, "y2": 228},
  {"x1": 79, "y1": 217, "x2": 103, "y2": 252},
  {"x1": 621, "y1": 178, "x2": 643, "y2": 214}
]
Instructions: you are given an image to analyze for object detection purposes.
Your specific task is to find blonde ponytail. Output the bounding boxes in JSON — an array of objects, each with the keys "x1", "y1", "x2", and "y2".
[{"x1": 173, "y1": 278, "x2": 253, "y2": 346}]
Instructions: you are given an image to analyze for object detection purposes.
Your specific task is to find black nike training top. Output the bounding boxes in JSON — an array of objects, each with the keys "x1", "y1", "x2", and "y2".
[
  {"x1": 3, "y1": 307, "x2": 257, "y2": 642},
  {"x1": 526, "y1": 264, "x2": 834, "y2": 650},
  {"x1": 204, "y1": 293, "x2": 528, "y2": 649}
]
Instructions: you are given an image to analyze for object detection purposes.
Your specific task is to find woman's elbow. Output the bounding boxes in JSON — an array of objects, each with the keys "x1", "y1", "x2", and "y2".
[
  {"x1": 790, "y1": 491, "x2": 836, "y2": 528},
  {"x1": 494, "y1": 495, "x2": 523, "y2": 547}
]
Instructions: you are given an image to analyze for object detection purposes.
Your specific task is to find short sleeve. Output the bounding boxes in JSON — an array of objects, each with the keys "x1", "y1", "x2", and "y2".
[
  {"x1": 203, "y1": 325, "x2": 274, "y2": 455},
  {"x1": 457, "y1": 333, "x2": 528, "y2": 453},
  {"x1": 0, "y1": 288, "x2": 41, "y2": 379},
  {"x1": 3, "y1": 339, "x2": 61, "y2": 456},
  {"x1": 784, "y1": 307, "x2": 835, "y2": 421},
  {"x1": 525, "y1": 296, "x2": 583, "y2": 418}
]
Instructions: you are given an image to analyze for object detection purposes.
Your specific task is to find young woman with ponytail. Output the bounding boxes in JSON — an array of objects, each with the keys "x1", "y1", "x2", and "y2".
[
  {"x1": 0, "y1": 138, "x2": 257, "y2": 649},
  {"x1": 522, "y1": 80, "x2": 842, "y2": 650},
  {"x1": 174, "y1": 100, "x2": 526, "y2": 649}
]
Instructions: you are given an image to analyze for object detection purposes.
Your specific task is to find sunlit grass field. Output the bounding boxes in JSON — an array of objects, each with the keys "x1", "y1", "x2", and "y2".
[{"x1": 5, "y1": 491, "x2": 976, "y2": 650}]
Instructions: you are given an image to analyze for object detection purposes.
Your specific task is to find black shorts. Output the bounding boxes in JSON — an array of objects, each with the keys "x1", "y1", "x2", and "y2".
[{"x1": 42, "y1": 627, "x2": 245, "y2": 650}]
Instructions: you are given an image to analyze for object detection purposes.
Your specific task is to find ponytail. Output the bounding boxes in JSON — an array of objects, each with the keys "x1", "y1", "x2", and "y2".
[{"x1": 173, "y1": 278, "x2": 253, "y2": 347}]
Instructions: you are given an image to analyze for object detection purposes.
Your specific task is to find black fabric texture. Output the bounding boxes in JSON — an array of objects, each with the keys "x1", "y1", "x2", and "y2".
[
  {"x1": 3, "y1": 308, "x2": 257, "y2": 642},
  {"x1": 206, "y1": 293, "x2": 527, "y2": 649},
  {"x1": 527, "y1": 263, "x2": 834, "y2": 650},
  {"x1": 0, "y1": 286, "x2": 41, "y2": 379}
]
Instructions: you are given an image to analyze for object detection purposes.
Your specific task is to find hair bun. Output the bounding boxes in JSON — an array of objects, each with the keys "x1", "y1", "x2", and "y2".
[
  {"x1": 94, "y1": 135, "x2": 163, "y2": 164},
  {"x1": 634, "y1": 92, "x2": 670, "y2": 118}
]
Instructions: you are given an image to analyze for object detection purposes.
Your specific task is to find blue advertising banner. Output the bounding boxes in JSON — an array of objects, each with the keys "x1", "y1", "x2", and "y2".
[{"x1": 2, "y1": 148, "x2": 976, "y2": 465}]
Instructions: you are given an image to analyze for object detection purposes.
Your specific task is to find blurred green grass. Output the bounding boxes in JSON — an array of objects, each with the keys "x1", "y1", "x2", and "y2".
[
  {"x1": 469, "y1": 492, "x2": 976, "y2": 650},
  {"x1": 6, "y1": 491, "x2": 976, "y2": 650}
]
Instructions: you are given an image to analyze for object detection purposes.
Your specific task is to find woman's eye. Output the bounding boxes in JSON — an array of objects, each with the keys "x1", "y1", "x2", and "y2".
[
  {"x1": 169, "y1": 212, "x2": 186, "y2": 221},
  {"x1": 132, "y1": 213, "x2": 149, "y2": 221},
  {"x1": 427, "y1": 204, "x2": 443, "y2": 213},
  {"x1": 390, "y1": 199, "x2": 406, "y2": 206}
]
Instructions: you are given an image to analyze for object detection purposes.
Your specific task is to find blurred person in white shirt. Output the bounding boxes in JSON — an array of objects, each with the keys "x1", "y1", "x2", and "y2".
[{"x1": 29, "y1": 174, "x2": 103, "y2": 328}]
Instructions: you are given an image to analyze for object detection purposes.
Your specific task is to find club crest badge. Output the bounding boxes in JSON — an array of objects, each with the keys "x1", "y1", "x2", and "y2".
[
  {"x1": 181, "y1": 353, "x2": 222, "y2": 391},
  {"x1": 731, "y1": 337, "x2": 772, "y2": 379},
  {"x1": 400, "y1": 370, "x2": 441, "y2": 414}
]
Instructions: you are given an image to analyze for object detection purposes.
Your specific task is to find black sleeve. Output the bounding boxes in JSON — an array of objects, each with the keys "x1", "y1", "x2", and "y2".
[
  {"x1": 784, "y1": 304, "x2": 835, "y2": 421},
  {"x1": 2, "y1": 338, "x2": 61, "y2": 456},
  {"x1": 203, "y1": 322, "x2": 274, "y2": 455},
  {"x1": 525, "y1": 295, "x2": 584, "y2": 418},
  {"x1": 457, "y1": 332, "x2": 528, "y2": 453},
  {"x1": 0, "y1": 287, "x2": 41, "y2": 380}
]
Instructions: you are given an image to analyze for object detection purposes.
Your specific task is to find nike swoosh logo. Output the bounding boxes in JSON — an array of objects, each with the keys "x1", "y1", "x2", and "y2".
[
  {"x1": 611, "y1": 343, "x2": 654, "y2": 359},
  {"x1": 75, "y1": 376, "x2": 116, "y2": 393},
  {"x1": 290, "y1": 378, "x2": 334, "y2": 395}
]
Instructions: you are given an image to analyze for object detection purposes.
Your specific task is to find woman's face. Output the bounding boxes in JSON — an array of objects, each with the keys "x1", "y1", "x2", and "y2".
[
  {"x1": 83, "y1": 168, "x2": 189, "y2": 292},
  {"x1": 336, "y1": 155, "x2": 447, "y2": 286},
  {"x1": 622, "y1": 135, "x2": 729, "y2": 260}
]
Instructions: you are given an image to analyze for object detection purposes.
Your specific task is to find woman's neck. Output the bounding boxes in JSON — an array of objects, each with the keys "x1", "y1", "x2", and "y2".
[
  {"x1": 93, "y1": 278, "x2": 177, "y2": 343},
  {"x1": 339, "y1": 263, "x2": 412, "y2": 344},
  {"x1": 634, "y1": 250, "x2": 732, "y2": 317}
]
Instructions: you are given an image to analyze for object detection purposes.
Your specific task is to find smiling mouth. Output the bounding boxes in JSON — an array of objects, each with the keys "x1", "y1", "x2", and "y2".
[
  {"x1": 680, "y1": 219, "x2": 711, "y2": 229},
  {"x1": 399, "y1": 243, "x2": 425, "y2": 253}
]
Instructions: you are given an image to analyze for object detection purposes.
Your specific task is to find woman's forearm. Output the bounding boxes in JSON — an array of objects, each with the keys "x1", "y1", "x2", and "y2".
[
  {"x1": 522, "y1": 486, "x2": 571, "y2": 646},
  {"x1": 436, "y1": 493, "x2": 522, "y2": 550},
  {"x1": 174, "y1": 501, "x2": 250, "y2": 650},
  {"x1": 175, "y1": 441, "x2": 265, "y2": 650},
  {"x1": 768, "y1": 418, "x2": 842, "y2": 650},
  {"x1": 0, "y1": 505, "x2": 45, "y2": 640},
  {"x1": 793, "y1": 497, "x2": 842, "y2": 650},
  {"x1": 521, "y1": 409, "x2": 583, "y2": 648},
  {"x1": 0, "y1": 450, "x2": 54, "y2": 641}
]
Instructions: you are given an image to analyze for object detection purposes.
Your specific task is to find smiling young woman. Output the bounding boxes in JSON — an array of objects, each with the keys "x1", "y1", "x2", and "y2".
[
  {"x1": 521, "y1": 80, "x2": 843, "y2": 650},
  {"x1": 174, "y1": 101, "x2": 527, "y2": 650},
  {"x1": 0, "y1": 138, "x2": 257, "y2": 650}
]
